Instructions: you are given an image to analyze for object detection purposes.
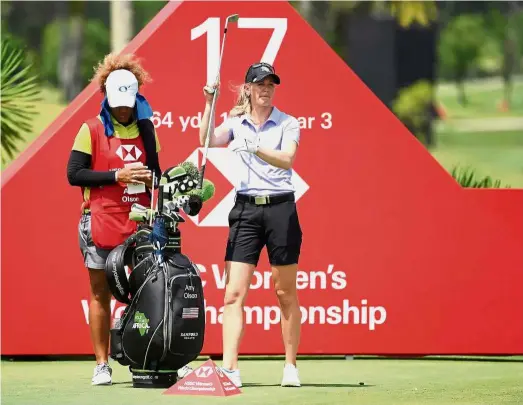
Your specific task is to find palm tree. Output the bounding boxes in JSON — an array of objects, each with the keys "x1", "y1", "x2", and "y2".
[{"x1": 1, "y1": 35, "x2": 42, "y2": 163}]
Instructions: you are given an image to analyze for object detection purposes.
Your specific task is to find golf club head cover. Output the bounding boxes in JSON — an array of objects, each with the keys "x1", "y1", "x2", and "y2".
[
  {"x1": 160, "y1": 162, "x2": 215, "y2": 217},
  {"x1": 186, "y1": 179, "x2": 215, "y2": 202}
]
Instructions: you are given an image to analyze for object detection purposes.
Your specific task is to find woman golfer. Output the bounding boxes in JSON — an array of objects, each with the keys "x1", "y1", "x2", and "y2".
[
  {"x1": 199, "y1": 62, "x2": 303, "y2": 388},
  {"x1": 67, "y1": 53, "x2": 161, "y2": 385}
]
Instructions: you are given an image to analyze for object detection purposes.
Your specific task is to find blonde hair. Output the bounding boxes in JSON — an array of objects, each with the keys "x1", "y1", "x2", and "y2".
[
  {"x1": 228, "y1": 83, "x2": 251, "y2": 117},
  {"x1": 91, "y1": 53, "x2": 152, "y2": 95}
]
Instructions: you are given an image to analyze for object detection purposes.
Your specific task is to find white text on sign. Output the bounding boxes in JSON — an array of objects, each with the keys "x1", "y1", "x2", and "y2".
[
  {"x1": 152, "y1": 111, "x2": 333, "y2": 131},
  {"x1": 196, "y1": 263, "x2": 387, "y2": 331},
  {"x1": 192, "y1": 17, "x2": 287, "y2": 85},
  {"x1": 80, "y1": 264, "x2": 387, "y2": 332}
]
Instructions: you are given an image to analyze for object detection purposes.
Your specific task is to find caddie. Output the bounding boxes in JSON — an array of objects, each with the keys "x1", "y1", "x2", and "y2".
[{"x1": 67, "y1": 52, "x2": 161, "y2": 386}]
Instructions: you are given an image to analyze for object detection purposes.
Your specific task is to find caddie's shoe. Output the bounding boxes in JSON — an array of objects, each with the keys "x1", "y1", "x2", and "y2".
[
  {"x1": 281, "y1": 363, "x2": 301, "y2": 387},
  {"x1": 177, "y1": 365, "x2": 194, "y2": 379},
  {"x1": 221, "y1": 367, "x2": 242, "y2": 388},
  {"x1": 92, "y1": 362, "x2": 112, "y2": 386}
]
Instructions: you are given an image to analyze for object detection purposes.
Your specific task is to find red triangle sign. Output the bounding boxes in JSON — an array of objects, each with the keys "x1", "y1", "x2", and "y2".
[
  {"x1": 196, "y1": 149, "x2": 233, "y2": 221},
  {"x1": 163, "y1": 360, "x2": 242, "y2": 396}
]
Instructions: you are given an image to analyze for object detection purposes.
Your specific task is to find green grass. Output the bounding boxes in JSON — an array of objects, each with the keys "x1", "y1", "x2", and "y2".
[
  {"x1": 436, "y1": 75, "x2": 523, "y2": 119},
  {"x1": 430, "y1": 129, "x2": 523, "y2": 189},
  {"x1": 2, "y1": 358, "x2": 522, "y2": 405}
]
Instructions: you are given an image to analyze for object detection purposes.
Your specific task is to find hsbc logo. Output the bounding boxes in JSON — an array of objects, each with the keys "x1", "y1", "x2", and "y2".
[
  {"x1": 184, "y1": 148, "x2": 309, "y2": 227},
  {"x1": 195, "y1": 366, "x2": 213, "y2": 378},
  {"x1": 116, "y1": 145, "x2": 142, "y2": 162}
]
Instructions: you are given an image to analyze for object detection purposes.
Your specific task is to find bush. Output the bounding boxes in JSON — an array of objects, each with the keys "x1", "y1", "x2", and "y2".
[
  {"x1": 392, "y1": 80, "x2": 434, "y2": 145},
  {"x1": 450, "y1": 165, "x2": 509, "y2": 188}
]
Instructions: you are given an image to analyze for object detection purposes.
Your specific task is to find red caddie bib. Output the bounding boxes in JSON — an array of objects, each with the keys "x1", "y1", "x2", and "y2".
[{"x1": 83, "y1": 117, "x2": 151, "y2": 249}]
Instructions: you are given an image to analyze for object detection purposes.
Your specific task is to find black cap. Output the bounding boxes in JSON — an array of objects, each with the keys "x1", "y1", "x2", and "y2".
[{"x1": 245, "y1": 62, "x2": 281, "y2": 85}]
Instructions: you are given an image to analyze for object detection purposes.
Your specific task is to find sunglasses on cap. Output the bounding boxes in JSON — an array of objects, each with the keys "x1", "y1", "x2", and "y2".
[
  {"x1": 245, "y1": 62, "x2": 281, "y2": 84},
  {"x1": 251, "y1": 62, "x2": 275, "y2": 72}
]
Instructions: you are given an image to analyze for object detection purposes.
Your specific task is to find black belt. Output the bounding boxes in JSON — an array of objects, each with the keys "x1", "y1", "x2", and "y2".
[{"x1": 235, "y1": 192, "x2": 294, "y2": 205}]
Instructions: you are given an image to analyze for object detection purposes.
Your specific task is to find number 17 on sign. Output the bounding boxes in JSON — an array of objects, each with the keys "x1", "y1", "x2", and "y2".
[{"x1": 191, "y1": 17, "x2": 288, "y2": 85}]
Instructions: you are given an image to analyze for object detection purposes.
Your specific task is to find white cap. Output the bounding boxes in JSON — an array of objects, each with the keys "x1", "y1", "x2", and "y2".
[{"x1": 105, "y1": 69, "x2": 138, "y2": 108}]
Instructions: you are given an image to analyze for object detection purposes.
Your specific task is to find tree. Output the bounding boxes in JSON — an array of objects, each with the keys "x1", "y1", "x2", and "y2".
[
  {"x1": 331, "y1": 0, "x2": 438, "y2": 28},
  {"x1": 1, "y1": 35, "x2": 42, "y2": 163},
  {"x1": 57, "y1": 1, "x2": 86, "y2": 102},
  {"x1": 501, "y1": 2, "x2": 522, "y2": 110},
  {"x1": 292, "y1": 1, "x2": 438, "y2": 54},
  {"x1": 480, "y1": 2, "x2": 522, "y2": 110},
  {"x1": 111, "y1": 0, "x2": 134, "y2": 53},
  {"x1": 438, "y1": 14, "x2": 486, "y2": 105}
]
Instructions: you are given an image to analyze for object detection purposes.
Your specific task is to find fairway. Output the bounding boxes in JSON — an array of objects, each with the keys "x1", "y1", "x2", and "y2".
[
  {"x1": 436, "y1": 75, "x2": 523, "y2": 119},
  {"x1": 2, "y1": 357, "x2": 523, "y2": 405},
  {"x1": 431, "y1": 129, "x2": 523, "y2": 188}
]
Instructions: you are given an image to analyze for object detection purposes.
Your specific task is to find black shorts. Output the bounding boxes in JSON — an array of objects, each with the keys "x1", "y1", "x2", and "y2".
[{"x1": 225, "y1": 193, "x2": 303, "y2": 266}]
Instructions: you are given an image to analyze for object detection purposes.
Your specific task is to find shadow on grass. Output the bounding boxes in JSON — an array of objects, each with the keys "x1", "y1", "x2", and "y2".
[
  {"x1": 111, "y1": 382, "x2": 133, "y2": 387},
  {"x1": 242, "y1": 383, "x2": 373, "y2": 388}
]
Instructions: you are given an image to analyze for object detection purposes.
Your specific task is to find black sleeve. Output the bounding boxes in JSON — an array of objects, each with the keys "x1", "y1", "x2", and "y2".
[{"x1": 67, "y1": 150, "x2": 117, "y2": 187}]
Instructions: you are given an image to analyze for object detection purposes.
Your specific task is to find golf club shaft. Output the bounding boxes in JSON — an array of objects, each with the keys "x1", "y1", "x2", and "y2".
[
  {"x1": 198, "y1": 89, "x2": 218, "y2": 189},
  {"x1": 150, "y1": 171, "x2": 155, "y2": 225},
  {"x1": 198, "y1": 14, "x2": 238, "y2": 189}
]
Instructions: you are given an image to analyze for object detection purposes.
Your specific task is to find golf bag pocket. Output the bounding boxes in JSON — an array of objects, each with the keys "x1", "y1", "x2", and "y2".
[{"x1": 166, "y1": 256, "x2": 205, "y2": 357}]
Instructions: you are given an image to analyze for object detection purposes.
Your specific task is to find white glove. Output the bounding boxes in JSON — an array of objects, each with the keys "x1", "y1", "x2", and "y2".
[{"x1": 228, "y1": 136, "x2": 259, "y2": 154}]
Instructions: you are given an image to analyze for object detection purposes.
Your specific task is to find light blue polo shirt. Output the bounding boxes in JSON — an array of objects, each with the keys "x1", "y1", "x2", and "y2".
[{"x1": 219, "y1": 106, "x2": 300, "y2": 196}]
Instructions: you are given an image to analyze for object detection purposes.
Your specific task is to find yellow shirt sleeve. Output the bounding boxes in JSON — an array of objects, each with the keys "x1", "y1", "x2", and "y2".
[
  {"x1": 72, "y1": 123, "x2": 92, "y2": 155},
  {"x1": 72, "y1": 121, "x2": 160, "y2": 154}
]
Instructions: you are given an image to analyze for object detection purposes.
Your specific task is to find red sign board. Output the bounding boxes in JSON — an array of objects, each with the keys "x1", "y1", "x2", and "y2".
[{"x1": 2, "y1": 1, "x2": 523, "y2": 356}]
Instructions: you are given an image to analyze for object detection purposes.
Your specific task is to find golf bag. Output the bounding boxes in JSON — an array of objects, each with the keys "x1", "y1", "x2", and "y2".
[{"x1": 106, "y1": 225, "x2": 206, "y2": 388}]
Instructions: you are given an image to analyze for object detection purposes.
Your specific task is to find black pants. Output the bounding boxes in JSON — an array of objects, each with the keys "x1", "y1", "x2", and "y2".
[{"x1": 225, "y1": 193, "x2": 303, "y2": 266}]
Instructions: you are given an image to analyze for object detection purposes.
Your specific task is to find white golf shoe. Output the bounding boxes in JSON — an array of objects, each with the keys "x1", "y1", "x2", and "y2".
[
  {"x1": 177, "y1": 365, "x2": 194, "y2": 379},
  {"x1": 92, "y1": 362, "x2": 112, "y2": 386},
  {"x1": 221, "y1": 367, "x2": 242, "y2": 387},
  {"x1": 281, "y1": 363, "x2": 301, "y2": 387}
]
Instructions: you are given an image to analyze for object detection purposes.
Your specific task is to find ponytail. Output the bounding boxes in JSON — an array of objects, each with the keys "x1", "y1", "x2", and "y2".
[{"x1": 228, "y1": 84, "x2": 251, "y2": 117}]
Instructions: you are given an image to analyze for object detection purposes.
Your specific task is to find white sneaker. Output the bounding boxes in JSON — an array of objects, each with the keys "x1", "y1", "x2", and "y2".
[
  {"x1": 92, "y1": 363, "x2": 112, "y2": 386},
  {"x1": 220, "y1": 367, "x2": 242, "y2": 388},
  {"x1": 281, "y1": 363, "x2": 301, "y2": 387},
  {"x1": 177, "y1": 365, "x2": 193, "y2": 379}
]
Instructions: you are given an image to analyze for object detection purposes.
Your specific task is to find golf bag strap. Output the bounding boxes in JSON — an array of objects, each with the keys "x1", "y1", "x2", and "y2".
[{"x1": 104, "y1": 233, "x2": 138, "y2": 305}]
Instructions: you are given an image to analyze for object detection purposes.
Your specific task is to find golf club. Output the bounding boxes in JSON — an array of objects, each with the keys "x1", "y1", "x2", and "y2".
[
  {"x1": 198, "y1": 13, "x2": 240, "y2": 189},
  {"x1": 149, "y1": 171, "x2": 156, "y2": 226}
]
